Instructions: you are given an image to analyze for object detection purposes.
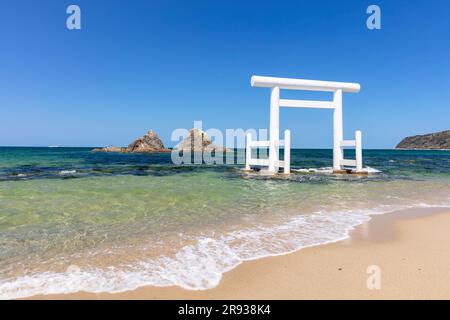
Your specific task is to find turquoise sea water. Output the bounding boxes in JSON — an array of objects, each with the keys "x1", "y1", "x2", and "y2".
[{"x1": 0, "y1": 147, "x2": 449, "y2": 298}]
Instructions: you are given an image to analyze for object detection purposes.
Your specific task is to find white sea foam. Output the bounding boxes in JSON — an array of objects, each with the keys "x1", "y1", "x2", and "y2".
[
  {"x1": 294, "y1": 166, "x2": 381, "y2": 174},
  {"x1": 365, "y1": 166, "x2": 381, "y2": 173},
  {"x1": 1, "y1": 200, "x2": 449, "y2": 300},
  {"x1": 59, "y1": 170, "x2": 77, "y2": 176}
]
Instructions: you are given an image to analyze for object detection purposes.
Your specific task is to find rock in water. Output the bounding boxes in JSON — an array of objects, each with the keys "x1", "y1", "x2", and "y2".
[
  {"x1": 176, "y1": 128, "x2": 230, "y2": 152},
  {"x1": 92, "y1": 146, "x2": 125, "y2": 153},
  {"x1": 91, "y1": 130, "x2": 170, "y2": 153},
  {"x1": 126, "y1": 130, "x2": 170, "y2": 152},
  {"x1": 395, "y1": 130, "x2": 450, "y2": 150}
]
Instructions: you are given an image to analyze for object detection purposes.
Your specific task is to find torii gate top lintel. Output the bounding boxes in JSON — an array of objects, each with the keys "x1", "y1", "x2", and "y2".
[
  {"x1": 245, "y1": 75, "x2": 365, "y2": 174},
  {"x1": 251, "y1": 75, "x2": 361, "y2": 93}
]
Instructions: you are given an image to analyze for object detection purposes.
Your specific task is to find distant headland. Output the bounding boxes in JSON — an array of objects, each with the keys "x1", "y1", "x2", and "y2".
[{"x1": 395, "y1": 130, "x2": 450, "y2": 150}]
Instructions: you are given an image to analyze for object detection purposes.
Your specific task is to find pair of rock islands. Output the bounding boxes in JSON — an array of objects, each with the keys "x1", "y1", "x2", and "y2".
[
  {"x1": 92, "y1": 129, "x2": 229, "y2": 153},
  {"x1": 93, "y1": 129, "x2": 450, "y2": 153}
]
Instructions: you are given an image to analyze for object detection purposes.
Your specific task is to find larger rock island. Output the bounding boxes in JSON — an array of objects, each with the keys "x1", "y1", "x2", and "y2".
[
  {"x1": 395, "y1": 130, "x2": 450, "y2": 150},
  {"x1": 92, "y1": 131, "x2": 171, "y2": 153}
]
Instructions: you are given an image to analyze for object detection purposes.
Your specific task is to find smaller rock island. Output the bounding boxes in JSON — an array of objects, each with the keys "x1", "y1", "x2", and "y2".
[{"x1": 176, "y1": 128, "x2": 231, "y2": 153}]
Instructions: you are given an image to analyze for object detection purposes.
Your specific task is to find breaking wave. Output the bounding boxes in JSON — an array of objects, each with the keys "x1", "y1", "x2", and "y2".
[{"x1": 1, "y1": 201, "x2": 449, "y2": 300}]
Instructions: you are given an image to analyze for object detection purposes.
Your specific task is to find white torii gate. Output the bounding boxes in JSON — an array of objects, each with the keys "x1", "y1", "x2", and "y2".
[{"x1": 245, "y1": 75, "x2": 364, "y2": 174}]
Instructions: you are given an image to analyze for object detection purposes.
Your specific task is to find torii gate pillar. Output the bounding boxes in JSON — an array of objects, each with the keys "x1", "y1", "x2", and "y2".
[
  {"x1": 332, "y1": 89, "x2": 344, "y2": 171},
  {"x1": 268, "y1": 86, "x2": 280, "y2": 173}
]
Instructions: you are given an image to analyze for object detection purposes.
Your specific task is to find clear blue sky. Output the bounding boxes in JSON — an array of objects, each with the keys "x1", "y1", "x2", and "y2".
[{"x1": 0, "y1": 0, "x2": 449, "y2": 148}]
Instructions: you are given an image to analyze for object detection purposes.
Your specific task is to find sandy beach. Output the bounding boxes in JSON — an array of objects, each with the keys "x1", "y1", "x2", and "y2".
[{"x1": 31, "y1": 206, "x2": 450, "y2": 300}]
